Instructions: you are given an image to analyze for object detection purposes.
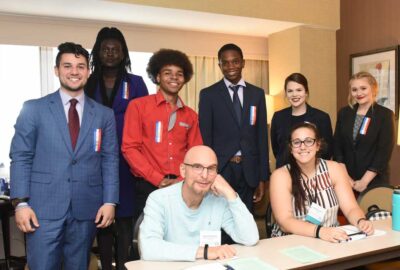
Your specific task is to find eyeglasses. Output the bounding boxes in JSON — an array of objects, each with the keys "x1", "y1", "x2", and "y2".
[
  {"x1": 183, "y1": 163, "x2": 218, "y2": 176},
  {"x1": 290, "y1": 137, "x2": 317, "y2": 148}
]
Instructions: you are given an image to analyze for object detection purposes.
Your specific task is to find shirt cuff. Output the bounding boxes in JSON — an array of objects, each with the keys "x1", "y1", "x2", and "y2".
[
  {"x1": 16, "y1": 202, "x2": 30, "y2": 210},
  {"x1": 227, "y1": 193, "x2": 240, "y2": 203},
  {"x1": 104, "y1": 203, "x2": 116, "y2": 206}
]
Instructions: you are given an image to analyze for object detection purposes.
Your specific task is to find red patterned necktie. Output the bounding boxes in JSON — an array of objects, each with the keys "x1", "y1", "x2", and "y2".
[{"x1": 68, "y1": 99, "x2": 80, "y2": 150}]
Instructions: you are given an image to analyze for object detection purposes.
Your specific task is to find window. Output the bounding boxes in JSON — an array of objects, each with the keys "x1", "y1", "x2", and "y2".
[
  {"x1": 0, "y1": 45, "x2": 41, "y2": 176},
  {"x1": 1, "y1": 45, "x2": 155, "y2": 177},
  {"x1": 129, "y1": 52, "x2": 157, "y2": 94}
]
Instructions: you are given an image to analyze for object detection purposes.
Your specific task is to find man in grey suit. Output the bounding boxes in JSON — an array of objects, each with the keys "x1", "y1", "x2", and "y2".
[
  {"x1": 10, "y1": 42, "x2": 119, "y2": 270},
  {"x1": 198, "y1": 43, "x2": 269, "y2": 212}
]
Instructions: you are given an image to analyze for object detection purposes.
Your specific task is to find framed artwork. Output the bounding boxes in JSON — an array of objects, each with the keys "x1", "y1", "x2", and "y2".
[{"x1": 350, "y1": 46, "x2": 399, "y2": 116}]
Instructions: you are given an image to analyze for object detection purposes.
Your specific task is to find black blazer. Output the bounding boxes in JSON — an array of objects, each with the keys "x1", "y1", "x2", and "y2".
[
  {"x1": 198, "y1": 79, "x2": 270, "y2": 188},
  {"x1": 333, "y1": 103, "x2": 395, "y2": 186},
  {"x1": 271, "y1": 104, "x2": 333, "y2": 168}
]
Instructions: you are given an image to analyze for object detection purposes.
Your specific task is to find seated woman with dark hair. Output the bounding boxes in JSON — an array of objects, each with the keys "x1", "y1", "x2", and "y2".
[{"x1": 269, "y1": 122, "x2": 374, "y2": 242}]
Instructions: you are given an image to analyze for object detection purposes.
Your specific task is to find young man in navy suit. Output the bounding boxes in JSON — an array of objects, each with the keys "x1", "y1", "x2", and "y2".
[
  {"x1": 10, "y1": 42, "x2": 119, "y2": 270},
  {"x1": 198, "y1": 43, "x2": 269, "y2": 211}
]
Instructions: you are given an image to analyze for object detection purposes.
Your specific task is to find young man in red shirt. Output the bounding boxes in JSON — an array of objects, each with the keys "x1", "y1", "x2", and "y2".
[{"x1": 122, "y1": 49, "x2": 203, "y2": 216}]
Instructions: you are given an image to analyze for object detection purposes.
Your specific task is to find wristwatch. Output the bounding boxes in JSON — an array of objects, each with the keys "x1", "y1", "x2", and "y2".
[{"x1": 11, "y1": 197, "x2": 29, "y2": 208}]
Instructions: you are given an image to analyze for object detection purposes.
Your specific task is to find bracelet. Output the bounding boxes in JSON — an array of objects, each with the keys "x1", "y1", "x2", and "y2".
[
  {"x1": 315, "y1": 225, "x2": 322, "y2": 238},
  {"x1": 204, "y1": 244, "x2": 209, "y2": 260},
  {"x1": 357, "y1": 217, "x2": 367, "y2": 225}
]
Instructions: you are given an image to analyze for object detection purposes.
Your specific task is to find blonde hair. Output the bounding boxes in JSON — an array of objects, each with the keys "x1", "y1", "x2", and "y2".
[{"x1": 347, "y1": 71, "x2": 378, "y2": 108}]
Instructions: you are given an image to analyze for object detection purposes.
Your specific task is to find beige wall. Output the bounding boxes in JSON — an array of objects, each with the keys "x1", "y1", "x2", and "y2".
[
  {"x1": 268, "y1": 26, "x2": 337, "y2": 122},
  {"x1": 268, "y1": 27, "x2": 301, "y2": 96},
  {"x1": 112, "y1": 0, "x2": 339, "y2": 29},
  {"x1": 0, "y1": 14, "x2": 268, "y2": 59},
  {"x1": 300, "y1": 27, "x2": 337, "y2": 123}
]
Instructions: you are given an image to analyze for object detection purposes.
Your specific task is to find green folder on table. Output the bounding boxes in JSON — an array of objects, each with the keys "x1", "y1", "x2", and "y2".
[
  {"x1": 226, "y1": 257, "x2": 278, "y2": 270},
  {"x1": 281, "y1": 245, "x2": 328, "y2": 263}
]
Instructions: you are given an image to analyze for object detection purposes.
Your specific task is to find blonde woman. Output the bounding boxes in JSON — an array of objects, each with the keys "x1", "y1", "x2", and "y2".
[{"x1": 333, "y1": 71, "x2": 395, "y2": 193}]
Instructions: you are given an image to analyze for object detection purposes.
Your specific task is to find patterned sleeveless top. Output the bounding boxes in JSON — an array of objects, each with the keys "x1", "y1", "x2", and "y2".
[{"x1": 271, "y1": 159, "x2": 339, "y2": 237}]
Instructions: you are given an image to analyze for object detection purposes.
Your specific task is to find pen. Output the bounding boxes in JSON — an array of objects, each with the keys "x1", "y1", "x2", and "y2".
[
  {"x1": 339, "y1": 232, "x2": 367, "y2": 243},
  {"x1": 347, "y1": 231, "x2": 366, "y2": 237},
  {"x1": 223, "y1": 264, "x2": 235, "y2": 270}
]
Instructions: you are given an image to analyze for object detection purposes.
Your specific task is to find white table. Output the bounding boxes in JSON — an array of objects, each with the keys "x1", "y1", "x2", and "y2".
[{"x1": 126, "y1": 219, "x2": 400, "y2": 269}]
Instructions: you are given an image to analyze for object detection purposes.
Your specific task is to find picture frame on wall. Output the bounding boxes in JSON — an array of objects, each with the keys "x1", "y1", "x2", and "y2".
[{"x1": 350, "y1": 46, "x2": 399, "y2": 117}]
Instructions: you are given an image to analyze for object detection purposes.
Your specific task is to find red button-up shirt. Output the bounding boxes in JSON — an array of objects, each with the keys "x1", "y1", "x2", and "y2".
[{"x1": 122, "y1": 91, "x2": 203, "y2": 186}]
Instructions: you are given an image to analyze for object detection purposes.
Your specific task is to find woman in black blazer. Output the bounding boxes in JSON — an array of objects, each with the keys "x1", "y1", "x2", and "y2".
[
  {"x1": 334, "y1": 71, "x2": 395, "y2": 192},
  {"x1": 271, "y1": 73, "x2": 333, "y2": 168}
]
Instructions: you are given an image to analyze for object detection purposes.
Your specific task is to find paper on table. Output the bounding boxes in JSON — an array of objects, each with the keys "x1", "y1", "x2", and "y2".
[
  {"x1": 227, "y1": 257, "x2": 278, "y2": 270},
  {"x1": 340, "y1": 225, "x2": 386, "y2": 237},
  {"x1": 183, "y1": 262, "x2": 226, "y2": 270},
  {"x1": 281, "y1": 245, "x2": 328, "y2": 263}
]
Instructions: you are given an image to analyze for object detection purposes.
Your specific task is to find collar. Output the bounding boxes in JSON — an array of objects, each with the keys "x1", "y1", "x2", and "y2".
[
  {"x1": 223, "y1": 77, "x2": 246, "y2": 89},
  {"x1": 155, "y1": 90, "x2": 184, "y2": 108},
  {"x1": 59, "y1": 89, "x2": 85, "y2": 106},
  {"x1": 352, "y1": 102, "x2": 376, "y2": 115}
]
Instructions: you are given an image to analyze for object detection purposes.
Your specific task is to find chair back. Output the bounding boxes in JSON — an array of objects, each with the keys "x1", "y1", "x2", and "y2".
[
  {"x1": 265, "y1": 202, "x2": 275, "y2": 238},
  {"x1": 357, "y1": 185, "x2": 394, "y2": 213},
  {"x1": 132, "y1": 212, "x2": 144, "y2": 260}
]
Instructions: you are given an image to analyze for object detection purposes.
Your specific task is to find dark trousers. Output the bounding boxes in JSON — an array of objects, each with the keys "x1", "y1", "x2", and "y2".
[
  {"x1": 135, "y1": 179, "x2": 158, "y2": 218},
  {"x1": 96, "y1": 226, "x2": 113, "y2": 270},
  {"x1": 221, "y1": 162, "x2": 255, "y2": 212},
  {"x1": 220, "y1": 161, "x2": 255, "y2": 244},
  {"x1": 115, "y1": 217, "x2": 134, "y2": 269},
  {"x1": 96, "y1": 217, "x2": 136, "y2": 270}
]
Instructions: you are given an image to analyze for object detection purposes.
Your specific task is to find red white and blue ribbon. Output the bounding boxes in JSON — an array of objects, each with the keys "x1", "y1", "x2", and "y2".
[
  {"x1": 155, "y1": 121, "x2": 162, "y2": 143},
  {"x1": 93, "y1": 128, "x2": 102, "y2": 152},
  {"x1": 249, "y1": 106, "x2": 257, "y2": 125},
  {"x1": 122, "y1": 81, "x2": 129, "y2": 99},
  {"x1": 359, "y1": 117, "x2": 371, "y2": 135}
]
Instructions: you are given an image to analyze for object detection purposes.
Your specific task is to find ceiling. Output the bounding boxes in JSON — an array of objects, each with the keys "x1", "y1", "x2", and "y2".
[{"x1": 0, "y1": 0, "x2": 301, "y2": 37}]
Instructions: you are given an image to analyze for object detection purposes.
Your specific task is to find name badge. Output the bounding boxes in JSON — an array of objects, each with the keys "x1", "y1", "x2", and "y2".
[
  {"x1": 200, "y1": 230, "x2": 221, "y2": 247},
  {"x1": 249, "y1": 106, "x2": 257, "y2": 125},
  {"x1": 93, "y1": 129, "x2": 102, "y2": 152},
  {"x1": 305, "y1": 202, "x2": 326, "y2": 225},
  {"x1": 359, "y1": 117, "x2": 371, "y2": 135},
  {"x1": 179, "y1": 121, "x2": 190, "y2": 129}
]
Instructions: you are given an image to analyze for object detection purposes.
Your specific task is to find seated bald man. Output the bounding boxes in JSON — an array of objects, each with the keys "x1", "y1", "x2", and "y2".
[{"x1": 139, "y1": 145, "x2": 259, "y2": 261}]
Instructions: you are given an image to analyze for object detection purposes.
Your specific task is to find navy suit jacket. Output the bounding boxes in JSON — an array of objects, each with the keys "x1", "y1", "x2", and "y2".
[
  {"x1": 271, "y1": 104, "x2": 333, "y2": 168},
  {"x1": 199, "y1": 79, "x2": 270, "y2": 188},
  {"x1": 333, "y1": 103, "x2": 395, "y2": 186},
  {"x1": 10, "y1": 91, "x2": 119, "y2": 220},
  {"x1": 87, "y1": 73, "x2": 148, "y2": 217}
]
